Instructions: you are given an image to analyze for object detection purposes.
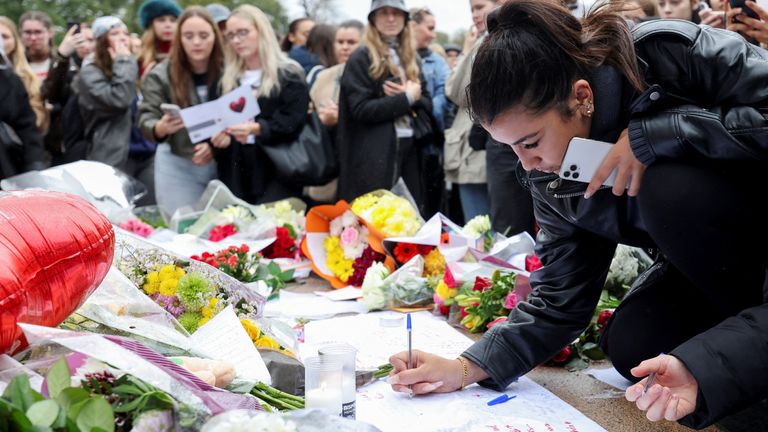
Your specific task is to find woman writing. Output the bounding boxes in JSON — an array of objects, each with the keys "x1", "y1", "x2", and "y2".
[
  {"x1": 138, "y1": 7, "x2": 228, "y2": 217},
  {"x1": 388, "y1": 1, "x2": 768, "y2": 429}
]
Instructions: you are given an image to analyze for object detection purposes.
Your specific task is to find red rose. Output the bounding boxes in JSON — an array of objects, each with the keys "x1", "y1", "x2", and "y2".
[
  {"x1": 472, "y1": 276, "x2": 491, "y2": 292},
  {"x1": 487, "y1": 316, "x2": 508, "y2": 329},
  {"x1": 525, "y1": 254, "x2": 543, "y2": 272},
  {"x1": 551, "y1": 346, "x2": 572, "y2": 365},
  {"x1": 597, "y1": 309, "x2": 613, "y2": 328},
  {"x1": 460, "y1": 307, "x2": 469, "y2": 318},
  {"x1": 239, "y1": 244, "x2": 249, "y2": 254},
  {"x1": 227, "y1": 255, "x2": 238, "y2": 267},
  {"x1": 438, "y1": 303, "x2": 450, "y2": 316}
]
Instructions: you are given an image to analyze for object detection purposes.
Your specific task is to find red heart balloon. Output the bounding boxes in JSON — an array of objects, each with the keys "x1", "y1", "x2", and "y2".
[
  {"x1": 229, "y1": 96, "x2": 246, "y2": 113},
  {"x1": 0, "y1": 191, "x2": 114, "y2": 354}
]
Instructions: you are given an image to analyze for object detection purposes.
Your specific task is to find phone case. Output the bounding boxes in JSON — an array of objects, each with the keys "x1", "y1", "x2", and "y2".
[{"x1": 558, "y1": 137, "x2": 618, "y2": 187}]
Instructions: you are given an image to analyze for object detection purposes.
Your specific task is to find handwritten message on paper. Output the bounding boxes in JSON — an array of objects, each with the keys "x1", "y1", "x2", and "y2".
[{"x1": 304, "y1": 312, "x2": 606, "y2": 432}]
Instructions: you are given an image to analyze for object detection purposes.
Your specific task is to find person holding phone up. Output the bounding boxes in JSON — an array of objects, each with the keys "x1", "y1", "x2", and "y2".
[
  {"x1": 387, "y1": 1, "x2": 768, "y2": 429},
  {"x1": 75, "y1": 16, "x2": 137, "y2": 170},
  {"x1": 336, "y1": 0, "x2": 431, "y2": 205},
  {"x1": 138, "y1": 7, "x2": 229, "y2": 217},
  {"x1": 726, "y1": 0, "x2": 768, "y2": 44}
]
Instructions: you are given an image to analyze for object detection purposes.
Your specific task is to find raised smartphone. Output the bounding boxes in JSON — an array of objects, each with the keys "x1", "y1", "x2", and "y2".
[{"x1": 558, "y1": 137, "x2": 619, "y2": 187}]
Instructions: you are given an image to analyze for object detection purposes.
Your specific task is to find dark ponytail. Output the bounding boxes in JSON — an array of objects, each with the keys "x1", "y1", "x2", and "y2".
[{"x1": 469, "y1": 0, "x2": 644, "y2": 125}]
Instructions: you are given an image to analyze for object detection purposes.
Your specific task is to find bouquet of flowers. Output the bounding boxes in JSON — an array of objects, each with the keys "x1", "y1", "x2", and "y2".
[
  {"x1": 191, "y1": 244, "x2": 294, "y2": 299},
  {"x1": 118, "y1": 217, "x2": 155, "y2": 238},
  {"x1": 350, "y1": 190, "x2": 423, "y2": 237},
  {"x1": 114, "y1": 232, "x2": 268, "y2": 338},
  {"x1": 322, "y1": 210, "x2": 386, "y2": 287},
  {"x1": 455, "y1": 271, "x2": 518, "y2": 333},
  {"x1": 302, "y1": 201, "x2": 393, "y2": 289},
  {"x1": 361, "y1": 255, "x2": 434, "y2": 311},
  {"x1": 461, "y1": 215, "x2": 494, "y2": 252}
]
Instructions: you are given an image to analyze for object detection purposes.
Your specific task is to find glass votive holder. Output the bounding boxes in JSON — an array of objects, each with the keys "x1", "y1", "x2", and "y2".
[
  {"x1": 304, "y1": 356, "x2": 343, "y2": 416},
  {"x1": 318, "y1": 343, "x2": 357, "y2": 419}
]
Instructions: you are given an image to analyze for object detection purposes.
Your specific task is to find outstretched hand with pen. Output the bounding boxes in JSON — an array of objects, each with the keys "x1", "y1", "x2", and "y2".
[
  {"x1": 387, "y1": 351, "x2": 489, "y2": 396},
  {"x1": 625, "y1": 354, "x2": 699, "y2": 422}
]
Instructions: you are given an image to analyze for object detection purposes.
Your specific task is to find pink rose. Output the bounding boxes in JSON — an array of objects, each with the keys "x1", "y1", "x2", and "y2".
[
  {"x1": 340, "y1": 226, "x2": 359, "y2": 248},
  {"x1": 503, "y1": 291, "x2": 517, "y2": 310}
]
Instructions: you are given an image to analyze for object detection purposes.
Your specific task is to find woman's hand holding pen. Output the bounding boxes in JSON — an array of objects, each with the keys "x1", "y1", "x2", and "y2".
[
  {"x1": 584, "y1": 128, "x2": 646, "y2": 199},
  {"x1": 625, "y1": 354, "x2": 698, "y2": 422},
  {"x1": 388, "y1": 351, "x2": 488, "y2": 396}
]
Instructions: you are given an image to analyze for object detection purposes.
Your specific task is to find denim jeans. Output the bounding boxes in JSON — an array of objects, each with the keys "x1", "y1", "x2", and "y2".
[
  {"x1": 154, "y1": 144, "x2": 216, "y2": 217},
  {"x1": 458, "y1": 183, "x2": 490, "y2": 221}
]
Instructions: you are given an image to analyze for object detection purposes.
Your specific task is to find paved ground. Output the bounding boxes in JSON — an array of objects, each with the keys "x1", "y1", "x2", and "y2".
[{"x1": 286, "y1": 276, "x2": 765, "y2": 432}]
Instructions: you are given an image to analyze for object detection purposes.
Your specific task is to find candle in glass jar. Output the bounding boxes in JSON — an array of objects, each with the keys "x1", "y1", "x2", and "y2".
[{"x1": 305, "y1": 385, "x2": 343, "y2": 415}]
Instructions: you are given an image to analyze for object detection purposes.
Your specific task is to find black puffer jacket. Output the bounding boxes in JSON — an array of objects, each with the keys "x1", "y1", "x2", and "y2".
[
  {"x1": 462, "y1": 19, "x2": 768, "y2": 429},
  {"x1": 0, "y1": 67, "x2": 46, "y2": 179}
]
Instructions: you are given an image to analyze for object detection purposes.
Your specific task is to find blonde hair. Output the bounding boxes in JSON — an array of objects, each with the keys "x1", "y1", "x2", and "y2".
[
  {"x1": 0, "y1": 16, "x2": 48, "y2": 133},
  {"x1": 139, "y1": 29, "x2": 158, "y2": 69},
  {"x1": 363, "y1": 19, "x2": 419, "y2": 82},
  {"x1": 221, "y1": 5, "x2": 301, "y2": 96}
]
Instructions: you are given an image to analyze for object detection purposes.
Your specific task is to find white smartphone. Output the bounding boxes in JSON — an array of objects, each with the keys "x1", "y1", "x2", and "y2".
[
  {"x1": 558, "y1": 137, "x2": 619, "y2": 187},
  {"x1": 160, "y1": 103, "x2": 182, "y2": 118}
]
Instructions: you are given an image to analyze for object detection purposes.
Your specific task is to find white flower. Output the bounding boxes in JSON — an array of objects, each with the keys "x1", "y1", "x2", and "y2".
[
  {"x1": 362, "y1": 262, "x2": 391, "y2": 310},
  {"x1": 606, "y1": 245, "x2": 640, "y2": 291},
  {"x1": 341, "y1": 210, "x2": 358, "y2": 228},
  {"x1": 219, "y1": 205, "x2": 254, "y2": 225},
  {"x1": 202, "y1": 411, "x2": 297, "y2": 432},
  {"x1": 462, "y1": 215, "x2": 491, "y2": 238},
  {"x1": 329, "y1": 217, "x2": 344, "y2": 237}
]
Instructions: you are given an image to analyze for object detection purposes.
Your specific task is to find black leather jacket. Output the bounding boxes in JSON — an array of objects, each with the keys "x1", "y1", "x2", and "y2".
[{"x1": 463, "y1": 20, "x2": 768, "y2": 429}]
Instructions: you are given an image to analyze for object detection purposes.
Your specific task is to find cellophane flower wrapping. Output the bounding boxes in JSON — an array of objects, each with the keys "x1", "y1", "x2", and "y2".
[{"x1": 361, "y1": 255, "x2": 433, "y2": 310}]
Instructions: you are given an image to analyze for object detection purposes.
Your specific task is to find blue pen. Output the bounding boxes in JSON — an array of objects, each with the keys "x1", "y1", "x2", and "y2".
[
  {"x1": 487, "y1": 394, "x2": 517, "y2": 406},
  {"x1": 407, "y1": 313, "x2": 412, "y2": 398},
  {"x1": 643, "y1": 352, "x2": 665, "y2": 395}
]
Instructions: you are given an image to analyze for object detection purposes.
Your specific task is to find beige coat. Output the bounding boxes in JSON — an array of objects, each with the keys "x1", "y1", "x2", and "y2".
[{"x1": 443, "y1": 37, "x2": 486, "y2": 184}]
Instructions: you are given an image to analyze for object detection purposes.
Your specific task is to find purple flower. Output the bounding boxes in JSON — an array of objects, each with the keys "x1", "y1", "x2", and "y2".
[{"x1": 164, "y1": 295, "x2": 185, "y2": 318}]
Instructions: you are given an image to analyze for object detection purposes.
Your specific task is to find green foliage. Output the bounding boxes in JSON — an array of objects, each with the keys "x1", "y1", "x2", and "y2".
[
  {"x1": 0, "y1": 368, "x2": 113, "y2": 432},
  {"x1": 0, "y1": 357, "x2": 177, "y2": 432}
]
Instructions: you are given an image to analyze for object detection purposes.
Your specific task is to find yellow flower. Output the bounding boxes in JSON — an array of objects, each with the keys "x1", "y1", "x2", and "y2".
[
  {"x1": 159, "y1": 278, "x2": 179, "y2": 297},
  {"x1": 351, "y1": 194, "x2": 380, "y2": 214},
  {"x1": 255, "y1": 335, "x2": 280, "y2": 350},
  {"x1": 201, "y1": 297, "x2": 220, "y2": 320},
  {"x1": 424, "y1": 249, "x2": 446, "y2": 278},
  {"x1": 159, "y1": 265, "x2": 178, "y2": 282},
  {"x1": 240, "y1": 319, "x2": 261, "y2": 341},
  {"x1": 174, "y1": 266, "x2": 186, "y2": 279},
  {"x1": 324, "y1": 236, "x2": 355, "y2": 281},
  {"x1": 435, "y1": 280, "x2": 457, "y2": 300},
  {"x1": 198, "y1": 316, "x2": 211, "y2": 327},
  {"x1": 143, "y1": 271, "x2": 161, "y2": 295}
]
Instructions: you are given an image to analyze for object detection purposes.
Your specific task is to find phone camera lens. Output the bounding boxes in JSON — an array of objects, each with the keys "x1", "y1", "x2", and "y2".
[
  {"x1": 572, "y1": 172, "x2": 580, "y2": 179},
  {"x1": 570, "y1": 165, "x2": 578, "y2": 171},
  {"x1": 562, "y1": 171, "x2": 571, "y2": 178}
]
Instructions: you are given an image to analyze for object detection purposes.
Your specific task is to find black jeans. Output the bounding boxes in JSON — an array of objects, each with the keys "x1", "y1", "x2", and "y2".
[
  {"x1": 602, "y1": 160, "x2": 767, "y2": 381},
  {"x1": 486, "y1": 140, "x2": 535, "y2": 236}
]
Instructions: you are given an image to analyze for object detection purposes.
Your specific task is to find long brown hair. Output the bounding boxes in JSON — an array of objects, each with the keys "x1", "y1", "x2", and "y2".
[
  {"x1": 93, "y1": 33, "x2": 115, "y2": 80},
  {"x1": 364, "y1": 16, "x2": 419, "y2": 82},
  {"x1": 469, "y1": 0, "x2": 644, "y2": 124},
  {"x1": 169, "y1": 7, "x2": 224, "y2": 108}
]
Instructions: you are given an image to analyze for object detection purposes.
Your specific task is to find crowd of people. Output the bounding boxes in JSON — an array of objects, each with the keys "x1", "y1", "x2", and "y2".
[{"x1": 1, "y1": 0, "x2": 768, "y2": 429}]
